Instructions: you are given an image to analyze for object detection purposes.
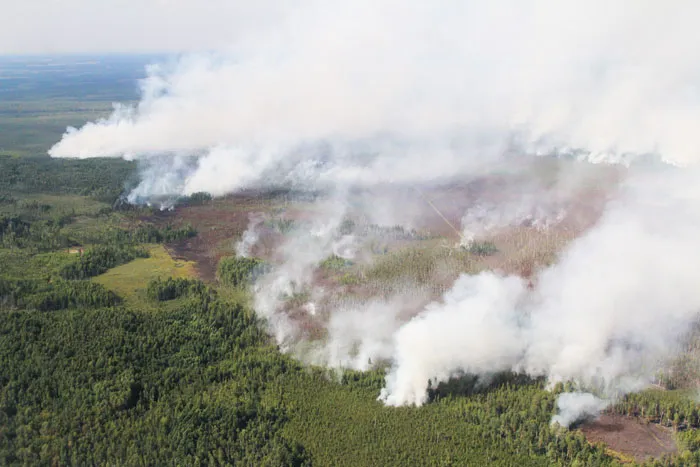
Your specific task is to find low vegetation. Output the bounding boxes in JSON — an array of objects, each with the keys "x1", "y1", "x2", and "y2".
[
  {"x1": 92, "y1": 245, "x2": 197, "y2": 304},
  {"x1": 467, "y1": 240, "x2": 499, "y2": 256},
  {"x1": 319, "y1": 254, "x2": 353, "y2": 271}
]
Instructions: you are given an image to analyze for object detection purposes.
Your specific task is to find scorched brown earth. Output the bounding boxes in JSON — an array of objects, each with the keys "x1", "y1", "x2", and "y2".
[
  {"x1": 580, "y1": 414, "x2": 677, "y2": 463},
  {"x1": 150, "y1": 192, "x2": 286, "y2": 280},
  {"x1": 151, "y1": 162, "x2": 620, "y2": 287}
]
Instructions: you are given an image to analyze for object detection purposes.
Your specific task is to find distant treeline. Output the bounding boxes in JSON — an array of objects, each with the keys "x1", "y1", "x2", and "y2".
[
  {"x1": 0, "y1": 154, "x2": 215, "y2": 212},
  {"x1": 177, "y1": 192, "x2": 212, "y2": 206},
  {"x1": 102, "y1": 223, "x2": 197, "y2": 245},
  {"x1": 0, "y1": 212, "x2": 196, "y2": 252},
  {"x1": 0, "y1": 155, "x2": 136, "y2": 203},
  {"x1": 611, "y1": 390, "x2": 700, "y2": 431}
]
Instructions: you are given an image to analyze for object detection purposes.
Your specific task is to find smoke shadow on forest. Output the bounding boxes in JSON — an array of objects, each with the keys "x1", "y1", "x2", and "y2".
[{"x1": 427, "y1": 371, "x2": 545, "y2": 403}]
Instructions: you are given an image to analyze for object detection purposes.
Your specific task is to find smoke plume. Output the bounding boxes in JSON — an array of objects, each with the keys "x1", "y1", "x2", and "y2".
[
  {"x1": 48, "y1": 0, "x2": 700, "y2": 419},
  {"x1": 51, "y1": 1, "x2": 700, "y2": 191},
  {"x1": 382, "y1": 166, "x2": 700, "y2": 406},
  {"x1": 552, "y1": 393, "x2": 610, "y2": 428}
]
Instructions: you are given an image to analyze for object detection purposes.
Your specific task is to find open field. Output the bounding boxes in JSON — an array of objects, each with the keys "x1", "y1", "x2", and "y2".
[{"x1": 93, "y1": 244, "x2": 196, "y2": 305}]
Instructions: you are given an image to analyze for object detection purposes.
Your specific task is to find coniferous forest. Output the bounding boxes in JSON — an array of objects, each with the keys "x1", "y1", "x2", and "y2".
[
  {"x1": 3, "y1": 57, "x2": 700, "y2": 467},
  {"x1": 3, "y1": 153, "x2": 700, "y2": 466}
]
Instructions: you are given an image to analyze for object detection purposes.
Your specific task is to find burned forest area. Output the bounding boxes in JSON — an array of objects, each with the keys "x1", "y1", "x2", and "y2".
[{"x1": 6, "y1": 4, "x2": 700, "y2": 465}]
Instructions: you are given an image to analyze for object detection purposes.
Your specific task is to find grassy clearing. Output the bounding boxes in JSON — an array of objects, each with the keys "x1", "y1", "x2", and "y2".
[{"x1": 92, "y1": 244, "x2": 196, "y2": 306}]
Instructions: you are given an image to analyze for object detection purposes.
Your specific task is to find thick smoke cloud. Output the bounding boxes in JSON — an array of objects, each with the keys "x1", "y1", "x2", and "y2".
[
  {"x1": 382, "y1": 166, "x2": 700, "y2": 407},
  {"x1": 551, "y1": 393, "x2": 610, "y2": 428},
  {"x1": 51, "y1": 1, "x2": 700, "y2": 189},
  {"x1": 49, "y1": 0, "x2": 700, "y2": 419}
]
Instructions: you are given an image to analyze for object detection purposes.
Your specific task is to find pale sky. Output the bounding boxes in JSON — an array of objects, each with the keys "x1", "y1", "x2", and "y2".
[{"x1": 0, "y1": 0, "x2": 291, "y2": 55}]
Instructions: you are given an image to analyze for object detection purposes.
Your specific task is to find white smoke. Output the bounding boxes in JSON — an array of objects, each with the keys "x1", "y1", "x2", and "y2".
[
  {"x1": 331, "y1": 235, "x2": 358, "y2": 261},
  {"x1": 252, "y1": 196, "x2": 350, "y2": 349},
  {"x1": 313, "y1": 297, "x2": 415, "y2": 371},
  {"x1": 552, "y1": 392, "x2": 610, "y2": 428},
  {"x1": 460, "y1": 193, "x2": 567, "y2": 246},
  {"x1": 50, "y1": 1, "x2": 700, "y2": 198},
  {"x1": 236, "y1": 213, "x2": 266, "y2": 258},
  {"x1": 46, "y1": 0, "x2": 700, "y2": 420},
  {"x1": 380, "y1": 166, "x2": 700, "y2": 406},
  {"x1": 380, "y1": 272, "x2": 527, "y2": 406}
]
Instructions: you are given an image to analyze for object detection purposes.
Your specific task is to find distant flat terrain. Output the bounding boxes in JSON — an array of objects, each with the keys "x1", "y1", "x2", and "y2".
[{"x1": 0, "y1": 55, "x2": 162, "y2": 156}]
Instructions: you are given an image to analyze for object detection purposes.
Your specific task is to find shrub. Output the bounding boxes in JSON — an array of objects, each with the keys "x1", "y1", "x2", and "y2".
[
  {"x1": 131, "y1": 223, "x2": 197, "y2": 244},
  {"x1": 177, "y1": 192, "x2": 212, "y2": 206},
  {"x1": 468, "y1": 241, "x2": 499, "y2": 256},
  {"x1": 320, "y1": 255, "x2": 352, "y2": 270},
  {"x1": 0, "y1": 194, "x2": 16, "y2": 205}
]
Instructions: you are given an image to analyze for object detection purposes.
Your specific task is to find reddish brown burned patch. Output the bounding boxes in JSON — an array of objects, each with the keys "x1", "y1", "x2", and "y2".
[
  {"x1": 142, "y1": 160, "x2": 621, "y2": 295},
  {"x1": 579, "y1": 414, "x2": 677, "y2": 463},
  {"x1": 413, "y1": 164, "x2": 620, "y2": 242},
  {"x1": 125, "y1": 165, "x2": 623, "y2": 355},
  {"x1": 149, "y1": 194, "x2": 283, "y2": 281}
]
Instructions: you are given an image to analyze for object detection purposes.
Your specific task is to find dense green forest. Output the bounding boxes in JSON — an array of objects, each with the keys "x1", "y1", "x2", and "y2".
[{"x1": 3, "y1": 152, "x2": 700, "y2": 465}]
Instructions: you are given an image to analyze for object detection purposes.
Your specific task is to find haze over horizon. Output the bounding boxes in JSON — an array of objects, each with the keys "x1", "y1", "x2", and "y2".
[{"x1": 0, "y1": 0, "x2": 293, "y2": 55}]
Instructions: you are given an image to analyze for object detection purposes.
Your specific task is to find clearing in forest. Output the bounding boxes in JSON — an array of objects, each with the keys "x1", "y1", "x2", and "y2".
[
  {"x1": 580, "y1": 414, "x2": 677, "y2": 463},
  {"x1": 92, "y1": 244, "x2": 196, "y2": 304}
]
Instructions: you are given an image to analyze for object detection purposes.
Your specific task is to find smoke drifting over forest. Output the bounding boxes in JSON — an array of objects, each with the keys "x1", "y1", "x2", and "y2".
[{"x1": 50, "y1": 1, "x2": 700, "y2": 423}]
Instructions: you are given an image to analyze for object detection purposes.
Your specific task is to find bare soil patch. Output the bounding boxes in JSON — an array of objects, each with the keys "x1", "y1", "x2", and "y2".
[
  {"x1": 150, "y1": 195, "x2": 280, "y2": 281},
  {"x1": 580, "y1": 414, "x2": 677, "y2": 462}
]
